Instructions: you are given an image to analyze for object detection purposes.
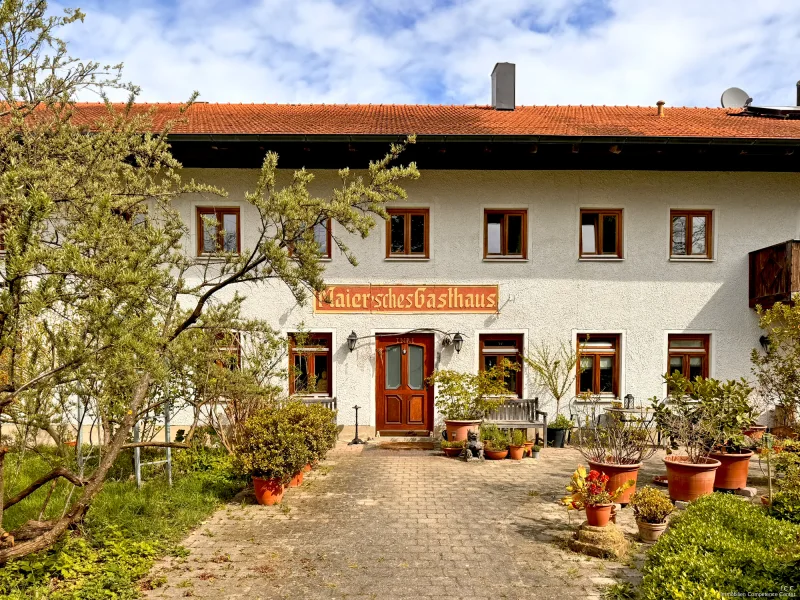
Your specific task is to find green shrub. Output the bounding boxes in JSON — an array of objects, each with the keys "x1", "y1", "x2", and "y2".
[
  {"x1": 487, "y1": 431, "x2": 509, "y2": 451},
  {"x1": 630, "y1": 486, "x2": 674, "y2": 524},
  {"x1": 480, "y1": 423, "x2": 501, "y2": 442},
  {"x1": 549, "y1": 414, "x2": 573, "y2": 430},
  {"x1": 511, "y1": 429, "x2": 526, "y2": 446},
  {"x1": 441, "y1": 439, "x2": 465, "y2": 449},
  {"x1": 639, "y1": 493, "x2": 800, "y2": 599},
  {"x1": 281, "y1": 400, "x2": 338, "y2": 463}
]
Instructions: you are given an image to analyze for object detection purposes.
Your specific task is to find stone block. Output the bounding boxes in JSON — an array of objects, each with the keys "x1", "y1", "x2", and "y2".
[
  {"x1": 674, "y1": 500, "x2": 690, "y2": 510},
  {"x1": 568, "y1": 522, "x2": 629, "y2": 560},
  {"x1": 734, "y1": 487, "x2": 758, "y2": 498}
]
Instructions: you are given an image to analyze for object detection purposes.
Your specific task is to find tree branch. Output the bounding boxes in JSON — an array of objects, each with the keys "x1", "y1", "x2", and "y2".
[{"x1": 3, "y1": 467, "x2": 86, "y2": 510}]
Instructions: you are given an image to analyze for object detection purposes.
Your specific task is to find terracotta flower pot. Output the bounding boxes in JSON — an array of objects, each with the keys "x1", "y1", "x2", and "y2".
[
  {"x1": 523, "y1": 441, "x2": 534, "y2": 457},
  {"x1": 303, "y1": 463, "x2": 312, "y2": 473},
  {"x1": 443, "y1": 419, "x2": 481, "y2": 442},
  {"x1": 663, "y1": 455, "x2": 721, "y2": 502},
  {"x1": 710, "y1": 449, "x2": 753, "y2": 490},
  {"x1": 443, "y1": 446, "x2": 463, "y2": 457},
  {"x1": 637, "y1": 520, "x2": 668, "y2": 543},
  {"x1": 64, "y1": 440, "x2": 77, "y2": 448},
  {"x1": 484, "y1": 448, "x2": 509, "y2": 460},
  {"x1": 587, "y1": 460, "x2": 641, "y2": 506},
  {"x1": 509, "y1": 444, "x2": 525, "y2": 460},
  {"x1": 253, "y1": 477, "x2": 284, "y2": 506},
  {"x1": 585, "y1": 503, "x2": 613, "y2": 527},
  {"x1": 288, "y1": 471, "x2": 304, "y2": 488},
  {"x1": 742, "y1": 425, "x2": 767, "y2": 440}
]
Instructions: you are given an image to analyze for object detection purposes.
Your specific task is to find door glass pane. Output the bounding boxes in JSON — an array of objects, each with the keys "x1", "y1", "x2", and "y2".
[
  {"x1": 293, "y1": 355, "x2": 308, "y2": 393},
  {"x1": 222, "y1": 213, "x2": 238, "y2": 252},
  {"x1": 691, "y1": 216, "x2": 706, "y2": 255},
  {"x1": 313, "y1": 221, "x2": 329, "y2": 255},
  {"x1": 410, "y1": 215, "x2": 425, "y2": 253},
  {"x1": 202, "y1": 218, "x2": 217, "y2": 253},
  {"x1": 385, "y1": 345, "x2": 401, "y2": 389},
  {"x1": 313, "y1": 354, "x2": 329, "y2": 393},
  {"x1": 601, "y1": 215, "x2": 617, "y2": 254},
  {"x1": 689, "y1": 357, "x2": 703, "y2": 380},
  {"x1": 669, "y1": 356, "x2": 683, "y2": 376},
  {"x1": 579, "y1": 356, "x2": 594, "y2": 392},
  {"x1": 672, "y1": 215, "x2": 687, "y2": 255},
  {"x1": 408, "y1": 345, "x2": 424, "y2": 390},
  {"x1": 390, "y1": 215, "x2": 405, "y2": 253},
  {"x1": 487, "y1": 213, "x2": 502, "y2": 254},
  {"x1": 581, "y1": 213, "x2": 597, "y2": 254},
  {"x1": 599, "y1": 356, "x2": 614, "y2": 393},
  {"x1": 507, "y1": 214, "x2": 523, "y2": 255}
]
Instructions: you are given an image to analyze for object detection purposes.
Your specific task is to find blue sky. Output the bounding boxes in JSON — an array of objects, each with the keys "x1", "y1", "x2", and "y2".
[{"x1": 55, "y1": 0, "x2": 800, "y2": 107}]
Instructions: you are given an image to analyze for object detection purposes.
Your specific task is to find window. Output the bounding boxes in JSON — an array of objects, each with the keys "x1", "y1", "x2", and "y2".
[
  {"x1": 667, "y1": 334, "x2": 710, "y2": 380},
  {"x1": 214, "y1": 332, "x2": 241, "y2": 370},
  {"x1": 484, "y1": 210, "x2": 527, "y2": 259},
  {"x1": 479, "y1": 334, "x2": 523, "y2": 396},
  {"x1": 289, "y1": 332, "x2": 332, "y2": 395},
  {"x1": 197, "y1": 207, "x2": 240, "y2": 255},
  {"x1": 580, "y1": 209, "x2": 623, "y2": 258},
  {"x1": 671, "y1": 210, "x2": 712, "y2": 259},
  {"x1": 577, "y1": 334, "x2": 620, "y2": 396},
  {"x1": 386, "y1": 208, "x2": 429, "y2": 258},
  {"x1": 314, "y1": 219, "x2": 332, "y2": 258}
]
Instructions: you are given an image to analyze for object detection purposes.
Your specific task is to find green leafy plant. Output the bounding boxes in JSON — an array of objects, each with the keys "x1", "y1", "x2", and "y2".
[
  {"x1": 532, "y1": 444, "x2": 541, "y2": 453},
  {"x1": 511, "y1": 430, "x2": 526, "y2": 446},
  {"x1": 440, "y1": 439, "x2": 465, "y2": 449},
  {"x1": 629, "y1": 486, "x2": 674, "y2": 524},
  {"x1": 480, "y1": 423, "x2": 501, "y2": 442},
  {"x1": 524, "y1": 339, "x2": 583, "y2": 415},
  {"x1": 281, "y1": 401, "x2": 338, "y2": 464},
  {"x1": 549, "y1": 414, "x2": 574, "y2": 430},
  {"x1": 427, "y1": 361, "x2": 519, "y2": 421},
  {"x1": 562, "y1": 466, "x2": 634, "y2": 509},
  {"x1": 487, "y1": 433, "x2": 509, "y2": 452}
]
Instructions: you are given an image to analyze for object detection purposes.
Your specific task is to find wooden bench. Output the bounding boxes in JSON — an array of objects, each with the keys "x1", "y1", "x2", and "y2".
[{"x1": 484, "y1": 397, "x2": 549, "y2": 447}]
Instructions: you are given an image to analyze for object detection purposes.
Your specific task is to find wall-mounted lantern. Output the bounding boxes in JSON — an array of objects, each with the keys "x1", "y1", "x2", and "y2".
[
  {"x1": 453, "y1": 333, "x2": 464, "y2": 354},
  {"x1": 347, "y1": 330, "x2": 358, "y2": 352}
]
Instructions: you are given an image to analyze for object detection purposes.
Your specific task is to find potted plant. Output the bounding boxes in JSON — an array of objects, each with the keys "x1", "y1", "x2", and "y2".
[
  {"x1": 483, "y1": 427, "x2": 509, "y2": 460},
  {"x1": 524, "y1": 339, "x2": 581, "y2": 425},
  {"x1": 441, "y1": 439, "x2": 466, "y2": 457},
  {"x1": 283, "y1": 400, "x2": 338, "y2": 472},
  {"x1": 428, "y1": 361, "x2": 519, "y2": 442},
  {"x1": 572, "y1": 393, "x2": 657, "y2": 505},
  {"x1": 629, "y1": 486, "x2": 674, "y2": 543},
  {"x1": 509, "y1": 430, "x2": 526, "y2": 460},
  {"x1": 562, "y1": 466, "x2": 634, "y2": 527},
  {"x1": 547, "y1": 414, "x2": 573, "y2": 448},
  {"x1": 531, "y1": 444, "x2": 541, "y2": 459},
  {"x1": 234, "y1": 404, "x2": 310, "y2": 506}
]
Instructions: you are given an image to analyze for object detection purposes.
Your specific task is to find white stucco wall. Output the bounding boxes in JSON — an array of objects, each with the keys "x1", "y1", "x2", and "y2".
[{"x1": 176, "y1": 168, "x2": 800, "y2": 427}]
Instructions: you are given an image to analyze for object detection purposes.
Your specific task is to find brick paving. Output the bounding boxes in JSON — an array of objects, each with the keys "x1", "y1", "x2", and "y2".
[{"x1": 144, "y1": 444, "x2": 647, "y2": 600}]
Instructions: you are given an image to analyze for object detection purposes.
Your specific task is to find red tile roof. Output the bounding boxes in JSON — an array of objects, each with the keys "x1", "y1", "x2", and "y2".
[{"x1": 71, "y1": 103, "x2": 800, "y2": 140}]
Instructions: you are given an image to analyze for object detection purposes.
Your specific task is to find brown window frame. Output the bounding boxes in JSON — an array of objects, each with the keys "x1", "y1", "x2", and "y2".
[
  {"x1": 483, "y1": 209, "x2": 527, "y2": 259},
  {"x1": 385, "y1": 208, "x2": 430, "y2": 258},
  {"x1": 478, "y1": 333, "x2": 524, "y2": 397},
  {"x1": 315, "y1": 219, "x2": 332, "y2": 259},
  {"x1": 576, "y1": 334, "x2": 620, "y2": 396},
  {"x1": 579, "y1": 209, "x2": 624, "y2": 258},
  {"x1": 214, "y1": 332, "x2": 241, "y2": 371},
  {"x1": 288, "y1": 332, "x2": 333, "y2": 396},
  {"x1": 670, "y1": 210, "x2": 713, "y2": 259},
  {"x1": 667, "y1": 334, "x2": 710, "y2": 380},
  {"x1": 196, "y1": 207, "x2": 241, "y2": 256}
]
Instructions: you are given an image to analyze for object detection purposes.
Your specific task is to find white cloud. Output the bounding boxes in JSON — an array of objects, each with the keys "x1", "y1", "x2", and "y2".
[{"x1": 55, "y1": 0, "x2": 800, "y2": 107}]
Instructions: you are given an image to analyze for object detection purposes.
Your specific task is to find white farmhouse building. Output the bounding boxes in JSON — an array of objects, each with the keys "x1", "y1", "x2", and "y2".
[{"x1": 149, "y1": 65, "x2": 800, "y2": 437}]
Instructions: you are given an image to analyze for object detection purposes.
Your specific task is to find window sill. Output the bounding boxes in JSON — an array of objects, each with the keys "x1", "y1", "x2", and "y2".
[
  {"x1": 384, "y1": 257, "x2": 431, "y2": 262},
  {"x1": 669, "y1": 257, "x2": 714, "y2": 263},
  {"x1": 578, "y1": 257, "x2": 624, "y2": 262},
  {"x1": 482, "y1": 257, "x2": 529, "y2": 263},
  {"x1": 196, "y1": 254, "x2": 241, "y2": 261}
]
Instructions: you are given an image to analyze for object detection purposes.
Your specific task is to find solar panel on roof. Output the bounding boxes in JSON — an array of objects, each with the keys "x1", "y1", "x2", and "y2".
[{"x1": 744, "y1": 105, "x2": 800, "y2": 119}]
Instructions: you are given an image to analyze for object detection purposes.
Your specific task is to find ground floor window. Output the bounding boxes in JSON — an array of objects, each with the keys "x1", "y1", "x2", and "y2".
[
  {"x1": 289, "y1": 332, "x2": 332, "y2": 395},
  {"x1": 667, "y1": 334, "x2": 710, "y2": 380},
  {"x1": 577, "y1": 334, "x2": 620, "y2": 396},
  {"x1": 479, "y1": 333, "x2": 523, "y2": 396}
]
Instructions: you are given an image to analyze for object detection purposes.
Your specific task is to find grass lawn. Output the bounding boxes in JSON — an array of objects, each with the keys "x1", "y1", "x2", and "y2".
[{"x1": 0, "y1": 447, "x2": 244, "y2": 599}]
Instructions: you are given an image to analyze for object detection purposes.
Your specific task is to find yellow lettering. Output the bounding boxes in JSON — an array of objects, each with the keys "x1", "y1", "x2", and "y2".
[
  {"x1": 362, "y1": 293, "x2": 370, "y2": 311},
  {"x1": 487, "y1": 293, "x2": 497, "y2": 308},
  {"x1": 414, "y1": 288, "x2": 426, "y2": 309},
  {"x1": 352, "y1": 294, "x2": 361, "y2": 309},
  {"x1": 465, "y1": 293, "x2": 474, "y2": 308},
  {"x1": 426, "y1": 293, "x2": 437, "y2": 309},
  {"x1": 334, "y1": 292, "x2": 345, "y2": 308},
  {"x1": 438, "y1": 292, "x2": 447, "y2": 309}
]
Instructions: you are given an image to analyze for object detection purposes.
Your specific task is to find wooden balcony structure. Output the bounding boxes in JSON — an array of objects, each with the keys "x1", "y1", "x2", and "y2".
[{"x1": 749, "y1": 240, "x2": 800, "y2": 309}]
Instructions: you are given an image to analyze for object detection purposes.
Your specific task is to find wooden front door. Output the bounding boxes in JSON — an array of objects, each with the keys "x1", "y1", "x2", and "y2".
[{"x1": 376, "y1": 334, "x2": 434, "y2": 435}]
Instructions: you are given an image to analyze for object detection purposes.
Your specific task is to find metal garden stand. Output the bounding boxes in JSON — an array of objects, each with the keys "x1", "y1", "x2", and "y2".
[
  {"x1": 349, "y1": 405, "x2": 365, "y2": 445},
  {"x1": 133, "y1": 401, "x2": 173, "y2": 489}
]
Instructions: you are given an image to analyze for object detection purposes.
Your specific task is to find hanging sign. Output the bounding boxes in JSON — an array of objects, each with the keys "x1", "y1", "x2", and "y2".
[{"x1": 314, "y1": 284, "x2": 499, "y2": 314}]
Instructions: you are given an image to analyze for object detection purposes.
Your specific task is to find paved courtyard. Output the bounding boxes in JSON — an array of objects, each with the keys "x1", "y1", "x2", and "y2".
[{"x1": 144, "y1": 444, "x2": 652, "y2": 600}]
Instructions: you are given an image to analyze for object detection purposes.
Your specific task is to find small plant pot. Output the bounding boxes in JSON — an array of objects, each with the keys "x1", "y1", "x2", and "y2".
[
  {"x1": 443, "y1": 447, "x2": 463, "y2": 457},
  {"x1": 253, "y1": 477, "x2": 284, "y2": 506},
  {"x1": 443, "y1": 419, "x2": 481, "y2": 442},
  {"x1": 546, "y1": 428, "x2": 568, "y2": 448},
  {"x1": 637, "y1": 520, "x2": 668, "y2": 543},
  {"x1": 523, "y1": 441, "x2": 534, "y2": 457},
  {"x1": 710, "y1": 449, "x2": 753, "y2": 490},
  {"x1": 64, "y1": 440, "x2": 77, "y2": 448},
  {"x1": 532, "y1": 451, "x2": 541, "y2": 459},
  {"x1": 303, "y1": 463, "x2": 312, "y2": 473},
  {"x1": 588, "y1": 460, "x2": 641, "y2": 506},
  {"x1": 585, "y1": 503, "x2": 613, "y2": 527},
  {"x1": 663, "y1": 455, "x2": 721, "y2": 502},
  {"x1": 508, "y1": 444, "x2": 525, "y2": 460},
  {"x1": 742, "y1": 425, "x2": 767, "y2": 440},
  {"x1": 288, "y1": 471, "x2": 304, "y2": 488},
  {"x1": 484, "y1": 448, "x2": 509, "y2": 460}
]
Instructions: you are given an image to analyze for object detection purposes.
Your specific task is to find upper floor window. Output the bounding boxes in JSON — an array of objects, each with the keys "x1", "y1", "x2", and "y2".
[
  {"x1": 670, "y1": 210, "x2": 712, "y2": 259},
  {"x1": 484, "y1": 209, "x2": 527, "y2": 259},
  {"x1": 289, "y1": 332, "x2": 332, "y2": 396},
  {"x1": 580, "y1": 209, "x2": 623, "y2": 258},
  {"x1": 214, "y1": 332, "x2": 241, "y2": 370},
  {"x1": 386, "y1": 208, "x2": 429, "y2": 258},
  {"x1": 668, "y1": 334, "x2": 710, "y2": 380},
  {"x1": 479, "y1": 333, "x2": 523, "y2": 396},
  {"x1": 312, "y1": 220, "x2": 332, "y2": 258},
  {"x1": 577, "y1": 334, "x2": 620, "y2": 396},
  {"x1": 197, "y1": 207, "x2": 240, "y2": 255}
]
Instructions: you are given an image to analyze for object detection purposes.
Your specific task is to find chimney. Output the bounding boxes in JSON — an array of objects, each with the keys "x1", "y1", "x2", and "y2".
[
  {"x1": 796, "y1": 81, "x2": 800, "y2": 106},
  {"x1": 491, "y1": 62, "x2": 515, "y2": 111},
  {"x1": 656, "y1": 100, "x2": 665, "y2": 117}
]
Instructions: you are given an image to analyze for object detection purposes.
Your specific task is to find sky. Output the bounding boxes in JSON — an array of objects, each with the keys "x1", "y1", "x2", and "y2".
[{"x1": 54, "y1": 0, "x2": 800, "y2": 108}]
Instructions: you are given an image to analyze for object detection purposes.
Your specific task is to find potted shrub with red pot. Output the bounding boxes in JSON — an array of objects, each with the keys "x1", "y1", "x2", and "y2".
[
  {"x1": 482, "y1": 426, "x2": 510, "y2": 460},
  {"x1": 428, "y1": 361, "x2": 519, "y2": 442},
  {"x1": 629, "y1": 486, "x2": 674, "y2": 543},
  {"x1": 572, "y1": 392, "x2": 657, "y2": 505},
  {"x1": 282, "y1": 400, "x2": 339, "y2": 478},
  {"x1": 562, "y1": 466, "x2": 634, "y2": 527},
  {"x1": 509, "y1": 430, "x2": 527, "y2": 460}
]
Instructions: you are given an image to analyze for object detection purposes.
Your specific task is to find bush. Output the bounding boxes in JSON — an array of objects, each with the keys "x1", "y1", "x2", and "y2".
[
  {"x1": 630, "y1": 486, "x2": 673, "y2": 524},
  {"x1": 511, "y1": 429, "x2": 526, "y2": 446},
  {"x1": 281, "y1": 401, "x2": 338, "y2": 463},
  {"x1": 441, "y1": 439, "x2": 465, "y2": 449},
  {"x1": 427, "y1": 361, "x2": 518, "y2": 421},
  {"x1": 639, "y1": 493, "x2": 800, "y2": 599}
]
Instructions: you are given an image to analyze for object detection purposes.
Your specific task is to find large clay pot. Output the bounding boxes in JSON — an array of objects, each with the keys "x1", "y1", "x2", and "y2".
[
  {"x1": 303, "y1": 463, "x2": 312, "y2": 473},
  {"x1": 546, "y1": 428, "x2": 567, "y2": 448},
  {"x1": 663, "y1": 455, "x2": 721, "y2": 502},
  {"x1": 742, "y1": 425, "x2": 766, "y2": 441},
  {"x1": 588, "y1": 460, "x2": 641, "y2": 506},
  {"x1": 288, "y1": 471, "x2": 304, "y2": 488},
  {"x1": 637, "y1": 521, "x2": 667, "y2": 543},
  {"x1": 710, "y1": 449, "x2": 753, "y2": 490},
  {"x1": 509, "y1": 445, "x2": 525, "y2": 460},
  {"x1": 484, "y1": 448, "x2": 509, "y2": 460},
  {"x1": 253, "y1": 477, "x2": 284, "y2": 506},
  {"x1": 585, "y1": 503, "x2": 613, "y2": 527},
  {"x1": 523, "y1": 441, "x2": 534, "y2": 456},
  {"x1": 444, "y1": 419, "x2": 481, "y2": 442}
]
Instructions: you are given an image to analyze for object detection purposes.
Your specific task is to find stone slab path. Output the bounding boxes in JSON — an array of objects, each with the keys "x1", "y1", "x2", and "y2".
[{"x1": 144, "y1": 445, "x2": 644, "y2": 600}]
